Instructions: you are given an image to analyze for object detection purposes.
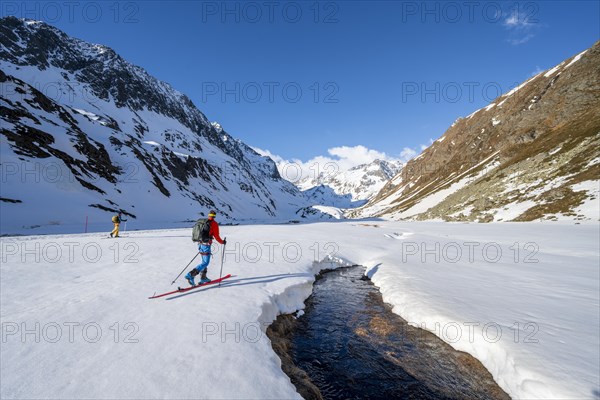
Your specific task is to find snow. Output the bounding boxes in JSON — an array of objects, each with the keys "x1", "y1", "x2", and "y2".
[
  {"x1": 463, "y1": 102, "x2": 495, "y2": 119},
  {"x1": 548, "y1": 146, "x2": 562, "y2": 156},
  {"x1": 564, "y1": 50, "x2": 588, "y2": 70},
  {"x1": 501, "y1": 74, "x2": 540, "y2": 98},
  {"x1": 1, "y1": 221, "x2": 598, "y2": 400},
  {"x1": 311, "y1": 205, "x2": 345, "y2": 219},
  {"x1": 211, "y1": 122, "x2": 223, "y2": 132},
  {"x1": 543, "y1": 64, "x2": 562, "y2": 78},
  {"x1": 466, "y1": 109, "x2": 479, "y2": 119},
  {"x1": 364, "y1": 221, "x2": 599, "y2": 399},
  {"x1": 436, "y1": 136, "x2": 446, "y2": 143},
  {"x1": 492, "y1": 117, "x2": 501, "y2": 126},
  {"x1": 92, "y1": 44, "x2": 107, "y2": 55},
  {"x1": 569, "y1": 181, "x2": 600, "y2": 221},
  {"x1": 490, "y1": 200, "x2": 538, "y2": 221},
  {"x1": 72, "y1": 108, "x2": 100, "y2": 120},
  {"x1": 586, "y1": 157, "x2": 600, "y2": 167},
  {"x1": 173, "y1": 151, "x2": 190, "y2": 159},
  {"x1": 448, "y1": 204, "x2": 475, "y2": 218},
  {"x1": 301, "y1": 185, "x2": 362, "y2": 209},
  {"x1": 540, "y1": 49, "x2": 586, "y2": 80},
  {"x1": 502, "y1": 175, "x2": 543, "y2": 195}
]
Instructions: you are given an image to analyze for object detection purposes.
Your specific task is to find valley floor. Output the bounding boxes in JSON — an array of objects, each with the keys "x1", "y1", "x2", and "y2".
[{"x1": 1, "y1": 221, "x2": 598, "y2": 399}]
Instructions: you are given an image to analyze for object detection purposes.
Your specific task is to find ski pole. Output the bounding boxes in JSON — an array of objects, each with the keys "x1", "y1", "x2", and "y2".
[
  {"x1": 171, "y1": 252, "x2": 200, "y2": 285},
  {"x1": 219, "y1": 238, "x2": 226, "y2": 288}
]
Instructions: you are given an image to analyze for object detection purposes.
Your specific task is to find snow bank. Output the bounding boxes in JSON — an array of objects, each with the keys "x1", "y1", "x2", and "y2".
[
  {"x1": 0, "y1": 225, "x2": 343, "y2": 399},
  {"x1": 361, "y1": 222, "x2": 600, "y2": 399}
]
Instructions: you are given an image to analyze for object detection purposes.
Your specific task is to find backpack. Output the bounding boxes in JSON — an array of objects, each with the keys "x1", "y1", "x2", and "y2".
[
  {"x1": 111, "y1": 215, "x2": 119, "y2": 223},
  {"x1": 192, "y1": 219, "x2": 211, "y2": 242}
]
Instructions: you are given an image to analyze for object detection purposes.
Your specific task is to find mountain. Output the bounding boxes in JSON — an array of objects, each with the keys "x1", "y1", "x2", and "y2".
[
  {"x1": 0, "y1": 17, "x2": 327, "y2": 234},
  {"x1": 302, "y1": 185, "x2": 360, "y2": 208},
  {"x1": 297, "y1": 159, "x2": 403, "y2": 206},
  {"x1": 353, "y1": 42, "x2": 600, "y2": 222}
]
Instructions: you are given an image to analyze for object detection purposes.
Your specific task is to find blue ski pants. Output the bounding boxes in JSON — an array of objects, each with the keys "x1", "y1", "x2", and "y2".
[{"x1": 193, "y1": 244, "x2": 212, "y2": 273}]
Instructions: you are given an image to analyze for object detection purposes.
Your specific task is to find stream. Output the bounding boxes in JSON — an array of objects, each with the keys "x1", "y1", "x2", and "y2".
[{"x1": 268, "y1": 266, "x2": 511, "y2": 400}]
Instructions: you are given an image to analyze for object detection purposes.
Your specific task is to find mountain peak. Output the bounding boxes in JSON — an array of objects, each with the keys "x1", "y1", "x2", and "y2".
[{"x1": 0, "y1": 16, "x2": 212, "y2": 136}]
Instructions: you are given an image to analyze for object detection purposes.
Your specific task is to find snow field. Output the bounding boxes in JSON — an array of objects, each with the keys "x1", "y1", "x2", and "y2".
[{"x1": 1, "y1": 221, "x2": 598, "y2": 399}]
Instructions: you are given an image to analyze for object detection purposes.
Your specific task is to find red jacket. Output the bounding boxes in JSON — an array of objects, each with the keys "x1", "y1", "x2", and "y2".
[{"x1": 208, "y1": 218, "x2": 224, "y2": 244}]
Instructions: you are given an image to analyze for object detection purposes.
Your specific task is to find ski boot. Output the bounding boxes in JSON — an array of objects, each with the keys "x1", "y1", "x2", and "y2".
[
  {"x1": 199, "y1": 269, "x2": 211, "y2": 284},
  {"x1": 185, "y1": 269, "x2": 199, "y2": 286}
]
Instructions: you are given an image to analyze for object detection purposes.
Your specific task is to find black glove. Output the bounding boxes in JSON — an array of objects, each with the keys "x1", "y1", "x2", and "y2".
[{"x1": 223, "y1": 238, "x2": 227, "y2": 245}]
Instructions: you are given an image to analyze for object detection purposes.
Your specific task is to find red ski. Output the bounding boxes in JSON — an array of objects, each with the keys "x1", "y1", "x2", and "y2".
[{"x1": 149, "y1": 274, "x2": 232, "y2": 299}]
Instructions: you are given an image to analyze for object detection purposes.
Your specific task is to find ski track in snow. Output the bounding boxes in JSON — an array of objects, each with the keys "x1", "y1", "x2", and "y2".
[{"x1": 1, "y1": 221, "x2": 599, "y2": 400}]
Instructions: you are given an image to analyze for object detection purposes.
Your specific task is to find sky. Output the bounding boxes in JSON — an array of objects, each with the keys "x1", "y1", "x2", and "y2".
[{"x1": 2, "y1": 0, "x2": 599, "y2": 167}]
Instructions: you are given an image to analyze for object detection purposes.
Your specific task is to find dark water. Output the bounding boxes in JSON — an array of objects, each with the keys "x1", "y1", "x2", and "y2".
[{"x1": 290, "y1": 266, "x2": 510, "y2": 400}]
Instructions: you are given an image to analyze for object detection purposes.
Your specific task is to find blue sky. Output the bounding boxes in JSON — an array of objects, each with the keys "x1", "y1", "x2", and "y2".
[{"x1": 3, "y1": 1, "x2": 599, "y2": 164}]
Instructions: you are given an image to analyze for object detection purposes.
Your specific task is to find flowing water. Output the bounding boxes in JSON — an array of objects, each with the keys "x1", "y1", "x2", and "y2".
[{"x1": 272, "y1": 266, "x2": 511, "y2": 400}]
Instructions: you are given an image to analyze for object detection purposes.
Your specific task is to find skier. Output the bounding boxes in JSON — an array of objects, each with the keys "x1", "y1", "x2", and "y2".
[
  {"x1": 185, "y1": 210, "x2": 226, "y2": 286},
  {"x1": 110, "y1": 212, "x2": 127, "y2": 238}
]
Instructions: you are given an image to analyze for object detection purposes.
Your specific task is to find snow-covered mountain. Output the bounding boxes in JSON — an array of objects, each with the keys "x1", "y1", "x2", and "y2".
[
  {"x1": 298, "y1": 159, "x2": 403, "y2": 205},
  {"x1": 0, "y1": 17, "x2": 329, "y2": 234},
  {"x1": 302, "y1": 185, "x2": 363, "y2": 208},
  {"x1": 353, "y1": 41, "x2": 600, "y2": 222}
]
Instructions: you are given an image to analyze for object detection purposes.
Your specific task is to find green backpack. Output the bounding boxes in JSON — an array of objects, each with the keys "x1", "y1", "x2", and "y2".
[{"x1": 192, "y1": 219, "x2": 211, "y2": 242}]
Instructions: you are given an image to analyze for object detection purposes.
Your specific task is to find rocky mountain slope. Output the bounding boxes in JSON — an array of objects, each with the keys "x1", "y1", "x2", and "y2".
[
  {"x1": 0, "y1": 17, "x2": 327, "y2": 234},
  {"x1": 353, "y1": 41, "x2": 600, "y2": 222}
]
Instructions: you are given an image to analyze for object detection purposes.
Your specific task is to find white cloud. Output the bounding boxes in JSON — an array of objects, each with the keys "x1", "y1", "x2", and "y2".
[
  {"x1": 400, "y1": 147, "x2": 417, "y2": 160},
  {"x1": 508, "y1": 34, "x2": 535, "y2": 46},
  {"x1": 504, "y1": 14, "x2": 518, "y2": 27},
  {"x1": 503, "y1": 9, "x2": 535, "y2": 28},
  {"x1": 252, "y1": 144, "x2": 423, "y2": 184},
  {"x1": 327, "y1": 145, "x2": 392, "y2": 168},
  {"x1": 502, "y1": 9, "x2": 540, "y2": 46}
]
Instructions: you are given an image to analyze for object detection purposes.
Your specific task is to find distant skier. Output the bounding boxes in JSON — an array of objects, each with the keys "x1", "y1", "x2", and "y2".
[
  {"x1": 110, "y1": 212, "x2": 127, "y2": 238},
  {"x1": 186, "y1": 210, "x2": 226, "y2": 286}
]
